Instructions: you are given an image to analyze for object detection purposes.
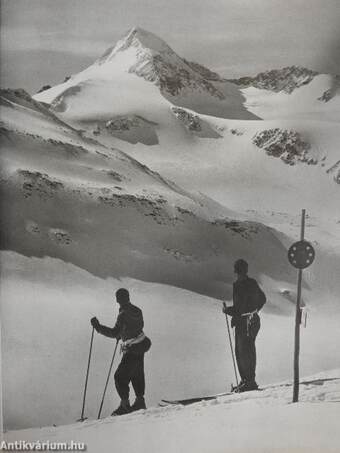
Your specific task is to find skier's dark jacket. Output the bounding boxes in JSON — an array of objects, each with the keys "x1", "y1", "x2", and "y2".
[
  {"x1": 95, "y1": 302, "x2": 144, "y2": 341},
  {"x1": 226, "y1": 277, "x2": 266, "y2": 326}
]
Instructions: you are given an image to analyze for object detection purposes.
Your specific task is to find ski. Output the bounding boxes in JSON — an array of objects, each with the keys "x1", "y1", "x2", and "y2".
[
  {"x1": 163, "y1": 378, "x2": 340, "y2": 407},
  {"x1": 161, "y1": 386, "x2": 268, "y2": 406},
  {"x1": 161, "y1": 392, "x2": 233, "y2": 406}
]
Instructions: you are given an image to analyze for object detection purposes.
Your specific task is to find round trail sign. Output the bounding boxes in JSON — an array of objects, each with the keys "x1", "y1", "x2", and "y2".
[{"x1": 288, "y1": 240, "x2": 315, "y2": 269}]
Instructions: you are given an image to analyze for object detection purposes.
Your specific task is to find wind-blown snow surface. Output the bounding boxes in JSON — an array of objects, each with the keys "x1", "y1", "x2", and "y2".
[{"x1": 5, "y1": 366, "x2": 340, "y2": 453}]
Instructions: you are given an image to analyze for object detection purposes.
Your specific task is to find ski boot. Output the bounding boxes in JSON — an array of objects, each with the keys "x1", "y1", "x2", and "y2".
[
  {"x1": 243, "y1": 380, "x2": 259, "y2": 391},
  {"x1": 234, "y1": 380, "x2": 259, "y2": 393},
  {"x1": 131, "y1": 396, "x2": 146, "y2": 412},
  {"x1": 111, "y1": 399, "x2": 131, "y2": 416},
  {"x1": 231, "y1": 381, "x2": 246, "y2": 393}
]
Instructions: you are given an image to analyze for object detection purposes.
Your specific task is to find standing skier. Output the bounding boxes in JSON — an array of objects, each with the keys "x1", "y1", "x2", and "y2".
[
  {"x1": 223, "y1": 259, "x2": 266, "y2": 392},
  {"x1": 91, "y1": 288, "x2": 151, "y2": 415}
]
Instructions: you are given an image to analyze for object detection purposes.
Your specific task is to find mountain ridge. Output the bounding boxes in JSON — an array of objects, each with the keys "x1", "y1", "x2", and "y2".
[{"x1": 229, "y1": 65, "x2": 340, "y2": 97}]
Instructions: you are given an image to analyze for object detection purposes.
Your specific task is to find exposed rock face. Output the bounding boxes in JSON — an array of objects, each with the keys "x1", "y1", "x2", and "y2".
[
  {"x1": 229, "y1": 66, "x2": 318, "y2": 94},
  {"x1": 94, "y1": 115, "x2": 159, "y2": 145},
  {"x1": 171, "y1": 107, "x2": 202, "y2": 132},
  {"x1": 253, "y1": 129, "x2": 313, "y2": 165},
  {"x1": 171, "y1": 107, "x2": 222, "y2": 138},
  {"x1": 318, "y1": 75, "x2": 340, "y2": 102},
  {"x1": 212, "y1": 219, "x2": 259, "y2": 239},
  {"x1": 18, "y1": 170, "x2": 64, "y2": 199},
  {"x1": 182, "y1": 59, "x2": 224, "y2": 82},
  {"x1": 326, "y1": 161, "x2": 340, "y2": 184},
  {"x1": 37, "y1": 85, "x2": 52, "y2": 94},
  {"x1": 253, "y1": 128, "x2": 339, "y2": 185},
  {"x1": 105, "y1": 115, "x2": 155, "y2": 132},
  {"x1": 48, "y1": 228, "x2": 72, "y2": 245},
  {"x1": 128, "y1": 53, "x2": 224, "y2": 99}
]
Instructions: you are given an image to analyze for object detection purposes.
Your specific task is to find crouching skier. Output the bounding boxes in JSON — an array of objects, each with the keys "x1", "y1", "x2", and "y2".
[
  {"x1": 223, "y1": 259, "x2": 266, "y2": 392},
  {"x1": 91, "y1": 288, "x2": 151, "y2": 415}
]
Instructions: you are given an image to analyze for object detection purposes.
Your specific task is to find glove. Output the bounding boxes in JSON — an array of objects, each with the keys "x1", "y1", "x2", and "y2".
[
  {"x1": 222, "y1": 304, "x2": 234, "y2": 316},
  {"x1": 91, "y1": 317, "x2": 100, "y2": 330}
]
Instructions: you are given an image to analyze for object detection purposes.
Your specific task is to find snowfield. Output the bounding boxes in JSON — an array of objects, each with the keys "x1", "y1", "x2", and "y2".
[{"x1": 4, "y1": 369, "x2": 340, "y2": 453}]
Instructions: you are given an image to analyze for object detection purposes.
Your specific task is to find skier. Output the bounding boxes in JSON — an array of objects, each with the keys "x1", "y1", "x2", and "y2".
[
  {"x1": 223, "y1": 259, "x2": 266, "y2": 392},
  {"x1": 91, "y1": 288, "x2": 151, "y2": 415}
]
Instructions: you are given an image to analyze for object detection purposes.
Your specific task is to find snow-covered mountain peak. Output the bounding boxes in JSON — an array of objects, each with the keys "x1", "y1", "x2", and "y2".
[
  {"x1": 113, "y1": 27, "x2": 172, "y2": 56},
  {"x1": 33, "y1": 25, "x2": 237, "y2": 116},
  {"x1": 95, "y1": 26, "x2": 178, "y2": 68},
  {"x1": 92, "y1": 26, "x2": 225, "y2": 98}
]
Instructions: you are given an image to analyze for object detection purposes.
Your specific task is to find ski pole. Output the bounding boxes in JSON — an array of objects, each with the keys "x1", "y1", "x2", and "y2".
[
  {"x1": 223, "y1": 302, "x2": 239, "y2": 389},
  {"x1": 97, "y1": 339, "x2": 119, "y2": 419},
  {"x1": 78, "y1": 326, "x2": 95, "y2": 422}
]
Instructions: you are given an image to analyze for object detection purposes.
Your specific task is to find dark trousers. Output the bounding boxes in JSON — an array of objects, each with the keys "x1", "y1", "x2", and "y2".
[
  {"x1": 114, "y1": 337, "x2": 151, "y2": 400},
  {"x1": 235, "y1": 314, "x2": 260, "y2": 383},
  {"x1": 114, "y1": 353, "x2": 145, "y2": 400}
]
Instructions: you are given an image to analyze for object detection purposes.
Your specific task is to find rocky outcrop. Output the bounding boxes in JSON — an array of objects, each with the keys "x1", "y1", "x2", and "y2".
[
  {"x1": 129, "y1": 52, "x2": 225, "y2": 99},
  {"x1": 253, "y1": 129, "x2": 313, "y2": 165},
  {"x1": 171, "y1": 107, "x2": 221, "y2": 138},
  {"x1": 18, "y1": 170, "x2": 64, "y2": 199},
  {"x1": 37, "y1": 85, "x2": 52, "y2": 94},
  {"x1": 318, "y1": 75, "x2": 340, "y2": 102},
  {"x1": 182, "y1": 59, "x2": 224, "y2": 81},
  {"x1": 171, "y1": 107, "x2": 202, "y2": 131},
  {"x1": 326, "y1": 160, "x2": 340, "y2": 184},
  {"x1": 212, "y1": 219, "x2": 259, "y2": 239},
  {"x1": 230, "y1": 66, "x2": 318, "y2": 94},
  {"x1": 105, "y1": 115, "x2": 155, "y2": 132},
  {"x1": 92, "y1": 115, "x2": 159, "y2": 145}
]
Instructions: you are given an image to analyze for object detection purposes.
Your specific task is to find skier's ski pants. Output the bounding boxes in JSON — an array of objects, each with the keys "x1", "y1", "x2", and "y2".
[
  {"x1": 114, "y1": 337, "x2": 151, "y2": 400},
  {"x1": 235, "y1": 314, "x2": 260, "y2": 383}
]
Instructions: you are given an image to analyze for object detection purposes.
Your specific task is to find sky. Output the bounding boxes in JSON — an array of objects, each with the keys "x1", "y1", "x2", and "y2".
[{"x1": 1, "y1": 0, "x2": 340, "y2": 93}]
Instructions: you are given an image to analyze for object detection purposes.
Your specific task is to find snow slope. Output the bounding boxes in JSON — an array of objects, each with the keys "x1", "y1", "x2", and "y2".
[
  {"x1": 4, "y1": 367, "x2": 340, "y2": 453},
  {"x1": 0, "y1": 88, "x2": 298, "y2": 299},
  {"x1": 117, "y1": 109, "x2": 340, "y2": 305},
  {"x1": 123, "y1": 112, "x2": 340, "y2": 216},
  {"x1": 2, "y1": 251, "x2": 340, "y2": 432}
]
